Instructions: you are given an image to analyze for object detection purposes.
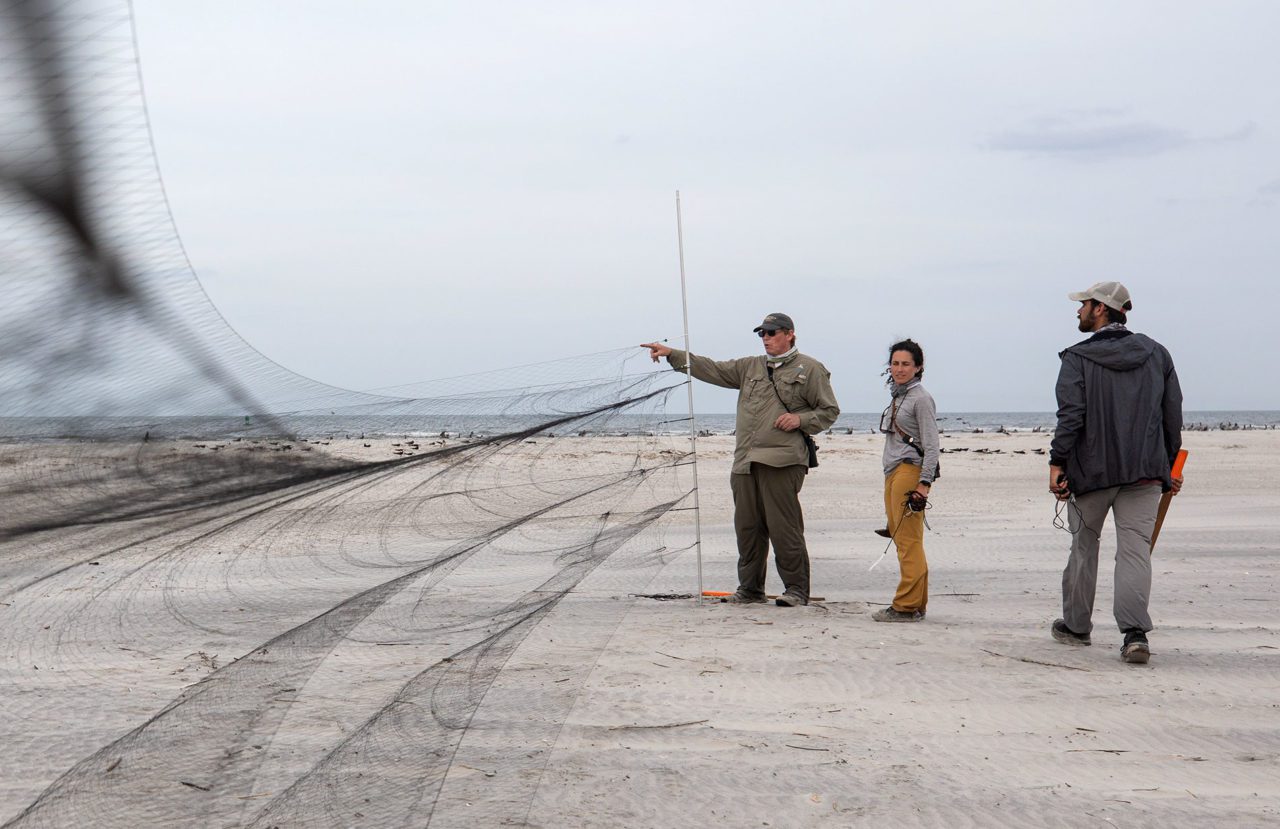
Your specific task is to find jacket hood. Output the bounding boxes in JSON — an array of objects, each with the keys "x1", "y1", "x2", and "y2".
[{"x1": 1061, "y1": 330, "x2": 1156, "y2": 371}]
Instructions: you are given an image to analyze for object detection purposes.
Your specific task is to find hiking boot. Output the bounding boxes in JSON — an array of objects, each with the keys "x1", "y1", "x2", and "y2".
[
  {"x1": 1051, "y1": 619, "x2": 1091, "y2": 646},
  {"x1": 775, "y1": 592, "x2": 807, "y2": 607},
  {"x1": 724, "y1": 591, "x2": 767, "y2": 604},
  {"x1": 871, "y1": 606, "x2": 924, "y2": 622},
  {"x1": 1121, "y1": 630, "x2": 1150, "y2": 664}
]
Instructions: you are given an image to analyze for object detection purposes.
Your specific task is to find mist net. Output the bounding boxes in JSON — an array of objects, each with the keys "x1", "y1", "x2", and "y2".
[{"x1": 1, "y1": 2, "x2": 697, "y2": 825}]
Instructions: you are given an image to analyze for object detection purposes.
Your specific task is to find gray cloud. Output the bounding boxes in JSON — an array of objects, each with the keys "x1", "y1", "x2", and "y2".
[
  {"x1": 987, "y1": 114, "x2": 1254, "y2": 160},
  {"x1": 989, "y1": 122, "x2": 1190, "y2": 158}
]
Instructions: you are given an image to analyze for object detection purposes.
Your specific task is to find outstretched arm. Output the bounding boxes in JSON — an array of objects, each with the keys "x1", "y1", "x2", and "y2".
[
  {"x1": 640, "y1": 342, "x2": 672, "y2": 362},
  {"x1": 643, "y1": 345, "x2": 747, "y2": 389}
]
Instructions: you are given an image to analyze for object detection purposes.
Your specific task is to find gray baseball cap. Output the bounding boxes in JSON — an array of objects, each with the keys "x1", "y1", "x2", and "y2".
[
  {"x1": 1068, "y1": 281, "x2": 1132, "y2": 313},
  {"x1": 753, "y1": 312, "x2": 795, "y2": 332}
]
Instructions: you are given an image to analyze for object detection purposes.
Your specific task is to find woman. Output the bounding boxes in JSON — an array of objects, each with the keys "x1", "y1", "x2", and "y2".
[{"x1": 873, "y1": 339, "x2": 939, "y2": 623}]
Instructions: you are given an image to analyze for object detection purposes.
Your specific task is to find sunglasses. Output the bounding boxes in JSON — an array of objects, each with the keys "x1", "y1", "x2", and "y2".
[
  {"x1": 879, "y1": 402, "x2": 896, "y2": 434},
  {"x1": 756, "y1": 328, "x2": 784, "y2": 338}
]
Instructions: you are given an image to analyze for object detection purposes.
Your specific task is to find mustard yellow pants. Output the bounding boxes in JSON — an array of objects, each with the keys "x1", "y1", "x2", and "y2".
[{"x1": 885, "y1": 462, "x2": 928, "y2": 612}]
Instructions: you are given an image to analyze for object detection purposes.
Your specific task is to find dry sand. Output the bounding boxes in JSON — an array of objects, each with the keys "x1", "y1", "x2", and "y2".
[
  {"x1": 1, "y1": 430, "x2": 1277, "y2": 827},
  {"x1": 558, "y1": 430, "x2": 1280, "y2": 827}
]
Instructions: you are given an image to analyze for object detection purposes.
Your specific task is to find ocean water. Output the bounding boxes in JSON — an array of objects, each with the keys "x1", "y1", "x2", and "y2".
[
  {"x1": 1, "y1": 411, "x2": 1276, "y2": 442},
  {"x1": 718, "y1": 410, "x2": 1280, "y2": 435}
]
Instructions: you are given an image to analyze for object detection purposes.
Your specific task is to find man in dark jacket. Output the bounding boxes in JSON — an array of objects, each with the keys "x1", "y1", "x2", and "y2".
[
  {"x1": 641, "y1": 313, "x2": 840, "y2": 607},
  {"x1": 1049, "y1": 281, "x2": 1183, "y2": 664}
]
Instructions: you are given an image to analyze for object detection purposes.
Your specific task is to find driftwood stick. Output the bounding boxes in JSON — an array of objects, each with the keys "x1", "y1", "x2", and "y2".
[
  {"x1": 608, "y1": 719, "x2": 708, "y2": 731},
  {"x1": 981, "y1": 648, "x2": 1091, "y2": 672}
]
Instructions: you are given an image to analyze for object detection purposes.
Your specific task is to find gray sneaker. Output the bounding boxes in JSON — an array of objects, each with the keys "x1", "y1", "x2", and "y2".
[
  {"x1": 871, "y1": 606, "x2": 924, "y2": 622},
  {"x1": 724, "y1": 591, "x2": 767, "y2": 604},
  {"x1": 1051, "y1": 619, "x2": 1091, "y2": 646},
  {"x1": 1121, "y1": 630, "x2": 1150, "y2": 664},
  {"x1": 775, "y1": 592, "x2": 807, "y2": 607}
]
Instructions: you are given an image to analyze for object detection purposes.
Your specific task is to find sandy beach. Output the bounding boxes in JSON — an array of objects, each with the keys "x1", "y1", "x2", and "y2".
[{"x1": 1, "y1": 429, "x2": 1277, "y2": 827}]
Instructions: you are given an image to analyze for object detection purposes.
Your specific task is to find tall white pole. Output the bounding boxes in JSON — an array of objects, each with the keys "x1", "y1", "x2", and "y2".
[{"x1": 675, "y1": 191, "x2": 704, "y2": 604}]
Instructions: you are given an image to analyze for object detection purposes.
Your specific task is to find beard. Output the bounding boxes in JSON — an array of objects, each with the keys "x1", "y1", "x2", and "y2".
[{"x1": 1077, "y1": 316, "x2": 1093, "y2": 333}]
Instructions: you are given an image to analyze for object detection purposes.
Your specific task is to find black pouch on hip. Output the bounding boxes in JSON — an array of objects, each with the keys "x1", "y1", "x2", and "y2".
[{"x1": 802, "y1": 432, "x2": 819, "y2": 468}]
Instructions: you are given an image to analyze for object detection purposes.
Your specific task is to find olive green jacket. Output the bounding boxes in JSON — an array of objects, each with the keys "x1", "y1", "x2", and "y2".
[{"x1": 667, "y1": 348, "x2": 840, "y2": 474}]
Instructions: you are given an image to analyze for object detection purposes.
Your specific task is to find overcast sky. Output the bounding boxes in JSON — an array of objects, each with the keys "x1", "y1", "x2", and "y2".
[{"x1": 130, "y1": 1, "x2": 1279, "y2": 413}]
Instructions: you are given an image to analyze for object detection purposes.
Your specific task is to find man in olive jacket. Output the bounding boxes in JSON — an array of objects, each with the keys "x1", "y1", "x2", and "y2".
[
  {"x1": 1049, "y1": 282, "x2": 1183, "y2": 664},
  {"x1": 642, "y1": 313, "x2": 840, "y2": 606}
]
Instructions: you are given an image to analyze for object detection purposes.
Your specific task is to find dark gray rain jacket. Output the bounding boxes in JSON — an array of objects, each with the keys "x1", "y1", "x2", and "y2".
[{"x1": 1050, "y1": 329, "x2": 1183, "y2": 495}]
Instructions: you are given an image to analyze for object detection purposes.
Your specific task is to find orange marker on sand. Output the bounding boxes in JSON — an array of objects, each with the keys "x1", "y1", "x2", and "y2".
[{"x1": 702, "y1": 590, "x2": 825, "y2": 602}]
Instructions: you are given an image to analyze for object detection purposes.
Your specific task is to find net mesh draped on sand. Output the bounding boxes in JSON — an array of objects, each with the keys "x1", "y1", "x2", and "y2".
[{"x1": 0, "y1": 2, "x2": 695, "y2": 824}]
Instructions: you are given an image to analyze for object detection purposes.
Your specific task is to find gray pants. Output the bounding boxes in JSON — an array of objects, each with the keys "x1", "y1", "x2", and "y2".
[
  {"x1": 729, "y1": 463, "x2": 810, "y2": 601},
  {"x1": 1062, "y1": 482, "x2": 1161, "y2": 634}
]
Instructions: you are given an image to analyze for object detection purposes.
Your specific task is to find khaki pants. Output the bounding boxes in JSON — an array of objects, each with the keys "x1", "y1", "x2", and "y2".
[
  {"x1": 1062, "y1": 482, "x2": 1160, "y2": 634},
  {"x1": 885, "y1": 463, "x2": 928, "y2": 612},
  {"x1": 729, "y1": 463, "x2": 810, "y2": 601}
]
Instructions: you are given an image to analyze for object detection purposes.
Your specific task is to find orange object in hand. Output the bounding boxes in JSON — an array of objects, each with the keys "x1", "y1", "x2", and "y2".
[{"x1": 1151, "y1": 449, "x2": 1189, "y2": 553}]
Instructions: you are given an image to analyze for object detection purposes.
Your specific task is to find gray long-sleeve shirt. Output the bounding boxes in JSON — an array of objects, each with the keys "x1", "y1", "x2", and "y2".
[{"x1": 882, "y1": 382, "x2": 939, "y2": 484}]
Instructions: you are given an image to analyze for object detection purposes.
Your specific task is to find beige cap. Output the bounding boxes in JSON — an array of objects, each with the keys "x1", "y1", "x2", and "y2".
[{"x1": 1068, "y1": 281, "x2": 1132, "y2": 312}]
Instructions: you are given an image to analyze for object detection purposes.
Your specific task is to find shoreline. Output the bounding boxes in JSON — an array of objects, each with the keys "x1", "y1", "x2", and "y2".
[
  {"x1": 1, "y1": 421, "x2": 1275, "y2": 447},
  {"x1": 2, "y1": 410, "x2": 1277, "y2": 444}
]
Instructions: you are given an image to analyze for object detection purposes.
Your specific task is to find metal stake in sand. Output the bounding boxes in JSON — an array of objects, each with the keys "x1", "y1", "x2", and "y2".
[
  {"x1": 869, "y1": 503, "x2": 912, "y2": 572},
  {"x1": 675, "y1": 191, "x2": 704, "y2": 604}
]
